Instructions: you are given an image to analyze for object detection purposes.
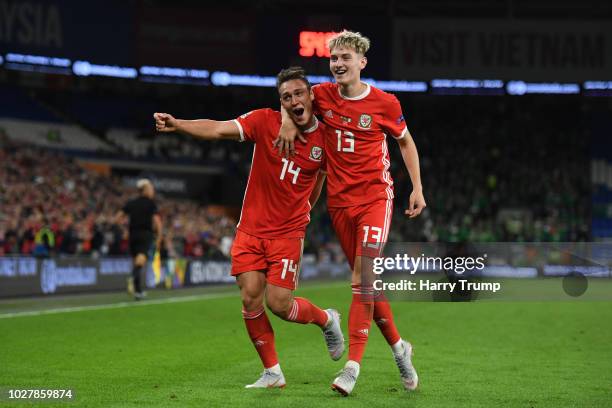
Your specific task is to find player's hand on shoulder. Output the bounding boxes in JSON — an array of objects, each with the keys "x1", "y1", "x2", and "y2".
[
  {"x1": 405, "y1": 188, "x2": 426, "y2": 218},
  {"x1": 274, "y1": 127, "x2": 305, "y2": 157},
  {"x1": 154, "y1": 112, "x2": 178, "y2": 133}
]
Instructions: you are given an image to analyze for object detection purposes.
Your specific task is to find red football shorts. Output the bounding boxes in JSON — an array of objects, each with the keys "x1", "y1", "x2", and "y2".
[
  {"x1": 231, "y1": 230, "x2": 304, "y2": 290},
  {"x1": 328, "y1": 199, "x2": 393, "y2": 270}
]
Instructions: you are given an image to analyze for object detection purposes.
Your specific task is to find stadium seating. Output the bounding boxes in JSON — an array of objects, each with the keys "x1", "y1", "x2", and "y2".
[
  {"x1": 0, "y1": 118, "x2": 113, "y2": 152},
  {"x1": 107, "y1": 127, "x2": 204, "y2": 160},
  {"x1": 0, "y1": 139, "x2": 236, "y2": 258}
]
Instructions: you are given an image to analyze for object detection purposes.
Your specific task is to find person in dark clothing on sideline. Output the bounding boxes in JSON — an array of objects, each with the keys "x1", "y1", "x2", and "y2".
[{"x1": 116, "y1": 179, "x2": 162, "y2": 300}]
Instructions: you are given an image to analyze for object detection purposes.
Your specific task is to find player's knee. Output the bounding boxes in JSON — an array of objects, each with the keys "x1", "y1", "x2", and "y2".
[
  {"x1": 237, "y1": 273, "x2": 265, "y2": 312},
  {"x1": 266, "y1": 295, "x2": 292, "y2": 319},
  {"x1": 241, "y1": 292, "x2": 263, "y2": 312}
]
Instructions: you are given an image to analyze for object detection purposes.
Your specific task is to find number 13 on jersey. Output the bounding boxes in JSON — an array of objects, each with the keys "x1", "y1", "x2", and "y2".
[{"x1": 336, "y1": 129, "x2": 355, "y2": 152}]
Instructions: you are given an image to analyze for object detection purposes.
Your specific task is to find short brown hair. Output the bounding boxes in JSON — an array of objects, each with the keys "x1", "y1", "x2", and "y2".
[{"x1": 276, "y1": 66, "x2": 311, "y2": 93}]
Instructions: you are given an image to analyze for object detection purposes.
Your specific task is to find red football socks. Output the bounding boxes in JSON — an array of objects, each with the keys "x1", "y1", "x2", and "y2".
[
  {"x1": 242, "y1": 307, "x2": 278, "y2": 369},
  {"x1": 348, "y1": 284, "x2": 374, "y2": 363},
  {"x1": 373, "y1": 292, "x2": 401, "y2": 346},
  {"x1": 287, "y1": 297, "x2": 329, "y2": 328}
]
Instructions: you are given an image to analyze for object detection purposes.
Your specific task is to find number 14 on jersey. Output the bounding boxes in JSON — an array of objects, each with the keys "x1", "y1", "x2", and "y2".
[{"x1": 280, "y1": 158, "x2": 301, "y2": 184}]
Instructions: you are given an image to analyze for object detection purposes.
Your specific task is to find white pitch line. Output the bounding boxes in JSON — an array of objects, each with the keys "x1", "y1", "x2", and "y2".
[
  {"x1": 0, "y1": 281, "x2": 348, "y2": 320},
  {"x1": 0, "y1": 292, "x2": 237, "y2": 319}
]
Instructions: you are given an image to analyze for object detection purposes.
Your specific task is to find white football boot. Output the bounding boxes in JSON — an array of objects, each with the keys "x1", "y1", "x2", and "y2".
[
  {"x1": 245, "y1": 366, "x2": 286, "y2": 389},
  {"x1": 393, "y1": 340, "x2": 418, "y2": 391},
  {"x1": 322, "y1": 309, "x2": 345, "y2": 361},
  {"x1": 331, "y1": 360, "x2": 360, "y2": 396}
]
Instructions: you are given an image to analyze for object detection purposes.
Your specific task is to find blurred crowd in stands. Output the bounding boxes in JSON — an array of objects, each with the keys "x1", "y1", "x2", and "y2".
[
  {"x1": 390, "y1": 96, "x2": 591, "y2": 243},
  {"x1": 0, "y1": 134, "x2": 236, "y2": 258},
  {"x1": 0, "y1": 88, "x2": 594, "y2": 259}
]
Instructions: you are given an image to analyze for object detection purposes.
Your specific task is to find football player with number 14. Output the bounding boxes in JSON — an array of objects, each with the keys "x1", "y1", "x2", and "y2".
[{"x1": 154, "y1": 67, "x2": 345, "y2": 389}]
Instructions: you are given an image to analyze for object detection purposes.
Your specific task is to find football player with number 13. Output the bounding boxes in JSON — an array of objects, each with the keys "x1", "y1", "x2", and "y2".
[{"x1": 277, "y1": 30, "x2": 426, "y2": 396}]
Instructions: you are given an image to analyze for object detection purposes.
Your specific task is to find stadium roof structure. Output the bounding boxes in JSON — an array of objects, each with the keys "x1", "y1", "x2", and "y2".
[{"x1": 146, "y1": 0, "x2": 612, "y2": 19}]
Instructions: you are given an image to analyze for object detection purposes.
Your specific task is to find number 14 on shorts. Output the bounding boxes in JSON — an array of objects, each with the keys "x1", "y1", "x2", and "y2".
[{"x1": 281, "y1": 259, "x2": 298, "y2": 282}]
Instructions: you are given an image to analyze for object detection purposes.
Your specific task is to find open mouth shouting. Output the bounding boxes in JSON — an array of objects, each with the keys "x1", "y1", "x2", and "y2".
[{"x1": 292, "y1": 107, "x2": 305, "y2": 121}]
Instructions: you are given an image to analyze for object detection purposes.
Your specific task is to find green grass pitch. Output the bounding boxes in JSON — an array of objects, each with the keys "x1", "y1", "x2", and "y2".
[{"x1": 1, "y1": 281, "x2": 611, "y2": 407}]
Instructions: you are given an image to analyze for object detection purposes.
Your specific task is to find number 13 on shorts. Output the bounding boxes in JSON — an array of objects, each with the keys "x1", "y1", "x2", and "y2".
[
  {"x1": 281, "y1": 259, "x2": 299, "y2": 282},
  {"x1": 363, "y1": 225, "x2": 383, "y2": 249}
]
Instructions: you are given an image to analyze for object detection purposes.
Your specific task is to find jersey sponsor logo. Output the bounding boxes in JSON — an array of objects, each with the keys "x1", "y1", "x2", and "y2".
[
  {"x1": 340, "y1": 115, "x2": 352, "y2": 124},
  {"x1": 309, "y1": 146, "x2": 323, "y2": 161},
  {"x1": 325, "y1": 109, "x2": 334, "y2": 119},
  {"x1": 358, "y1": 114, "x2": 372, "y2": 129}
]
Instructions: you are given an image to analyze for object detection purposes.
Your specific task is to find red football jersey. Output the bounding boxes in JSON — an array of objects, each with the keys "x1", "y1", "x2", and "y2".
[
  {"x1": 313, "y1": 82, "x2": 407, "y2": 207},
  {"x1": 233, "y1": 108, "x2": 326, "y2": 239}
]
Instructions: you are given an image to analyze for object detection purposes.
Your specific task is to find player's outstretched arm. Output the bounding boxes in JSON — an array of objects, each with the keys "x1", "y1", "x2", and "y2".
[
  {"x1": 397, "y1": 130, "x2": 426, "y2": 218},
  {"x1": 273, "y1": 107, "x2": 306, "y2": 157},
  {"x1": 154, "y1": 112, "x2": 241, "y2": 141}
]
